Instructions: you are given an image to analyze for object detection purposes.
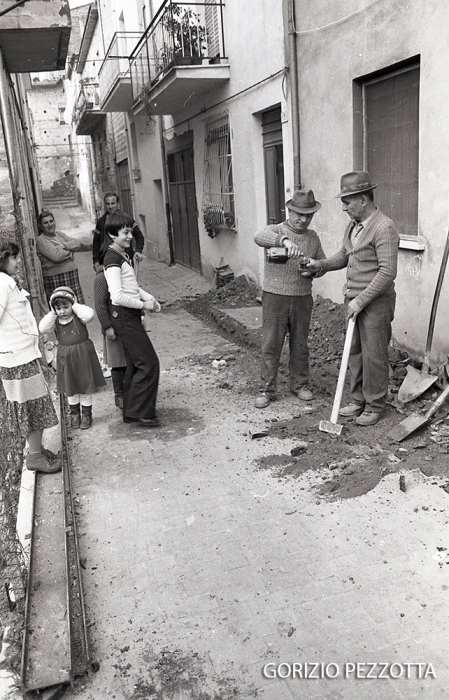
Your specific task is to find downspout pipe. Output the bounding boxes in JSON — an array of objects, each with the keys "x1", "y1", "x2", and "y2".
[
  {"x1": 286, "y1": 0, "x2": 301, "y2": 190},
  {"x1": 158, "y1": 116, "x2": 175, "y2": 266}
]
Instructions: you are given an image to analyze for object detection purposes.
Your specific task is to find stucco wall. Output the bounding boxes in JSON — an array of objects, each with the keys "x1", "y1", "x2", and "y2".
[
  {"x1": 131, "y1": 114, "x2": 169, "y2": 261},
  {"x1": 27, "y1": 79, "x2": 73, "y2": 191},
  {"x1": 0, "y1": 123, "x2": 15, "y2": 231},
  {"x1": 159, "y1": 0, "x2": 287, "y2": 283},
  {"x1": 294, "y1": 0, "x2": 449, "y2": 362}
]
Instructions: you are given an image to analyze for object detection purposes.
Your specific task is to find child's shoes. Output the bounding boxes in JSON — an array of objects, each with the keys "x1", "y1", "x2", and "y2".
[
  {"x1": 80, "y1": 405, "x2": 92, "y2": 429},
  {"x1": 70, "y1": 403, "x2": 81, "y2": 428}
]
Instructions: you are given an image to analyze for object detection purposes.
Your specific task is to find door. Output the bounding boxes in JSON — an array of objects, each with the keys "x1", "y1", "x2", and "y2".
[
  {"x1": 116, "y1": 159, "x2": 133, "y2": 216},
  {"x1": 167, "y1": 146, "x2": 201, "y2": 271},
  {"x1": 262, "y1": 107, "x2": 285, "y2": 224}
]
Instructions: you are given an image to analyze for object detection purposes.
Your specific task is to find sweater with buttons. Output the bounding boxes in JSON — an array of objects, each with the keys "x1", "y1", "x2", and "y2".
[
  {"x1": 320, "y1": 208, "x2": 399, "y2": 313},
  {"x1": 254, "y1": 221, "x2": 326, "y2": 296},
  {"x1": 0, "y1": 272, "x2": 41, "y2": 368}
]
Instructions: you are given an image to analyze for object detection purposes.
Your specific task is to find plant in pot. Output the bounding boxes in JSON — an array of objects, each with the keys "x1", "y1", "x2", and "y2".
[{"x1": 161, "y1": 3, "x2": 207, "y2": 66}]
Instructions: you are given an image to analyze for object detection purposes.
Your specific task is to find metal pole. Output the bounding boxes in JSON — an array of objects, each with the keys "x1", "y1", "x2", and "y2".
[
  {"x1": 158, "y1": 116, "x2": 175, "y2": 265},
  {"x1": 286, "y1": 0, "x2": 301, "y2": 190},
  {"x1": 0, "y1": 0, "x2": 29, "y2": 18}
]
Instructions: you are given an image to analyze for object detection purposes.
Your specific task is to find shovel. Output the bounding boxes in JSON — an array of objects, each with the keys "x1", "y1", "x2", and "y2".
[
  {"x1": 388, "y1": 383, "x2": 449, "y2": 442},
  {"x1": 398, "y1": 230, "x2": 449, "y2": 403},
  {"x1": 319, "y1": 317, "x2": 355, "y2": 436}
]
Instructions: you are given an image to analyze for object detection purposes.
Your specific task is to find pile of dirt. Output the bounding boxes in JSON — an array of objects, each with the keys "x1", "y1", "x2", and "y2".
[
  {"x1": 184, "y1": 277, "x2": 411, "y2": 397},
  {"x1": 189, "y1": 275, "x2": 260, "y2": 309}
]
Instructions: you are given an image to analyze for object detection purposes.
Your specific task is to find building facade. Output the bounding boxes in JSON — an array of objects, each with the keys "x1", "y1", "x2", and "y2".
[
  {"x1": 69, "y1": 0, "x2": 290, "y2": 270},
  {"x1": 0, "y1": 0, "x2": 71, "y2": 317},
  {"x1": 291, "y1": 0, "x2": 449, "y2": 361},
  {"x1": 67, "y1": 0, "x2": 449, "y2": 361},
  {"x1": 26, "y1": 72, "x2": 75, "y2": 201}
]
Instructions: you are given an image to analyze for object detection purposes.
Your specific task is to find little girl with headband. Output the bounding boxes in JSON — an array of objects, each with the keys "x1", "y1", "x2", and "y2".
[{"x1": 39, "y1": 286, "x2": 105, "y2": 429}]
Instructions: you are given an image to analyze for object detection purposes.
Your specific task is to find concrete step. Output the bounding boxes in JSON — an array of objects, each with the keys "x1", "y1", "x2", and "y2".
[{"x1": 42, "y1": 200, "x2": 78, "y2": 207}]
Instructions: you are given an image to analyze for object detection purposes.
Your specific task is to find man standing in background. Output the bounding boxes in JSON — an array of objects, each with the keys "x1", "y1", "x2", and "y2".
[{"x1": 92, "y1": 192, "x2": 145, "y2": 271}]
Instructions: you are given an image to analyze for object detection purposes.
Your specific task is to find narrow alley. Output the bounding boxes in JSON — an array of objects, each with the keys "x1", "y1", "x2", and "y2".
[
  {"x1": 1, "y1": 1, "x2": 449, "y2": 699},
  {"x1": 38, "y1": 208, "x2": 448, "y2": 700}
]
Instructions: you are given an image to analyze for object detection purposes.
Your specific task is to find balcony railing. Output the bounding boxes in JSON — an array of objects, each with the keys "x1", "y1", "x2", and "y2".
[
  {"x1": 74, "y1": 84, "x2": 105, "y2": 135},
  {"x1": 98, "y1": 32, "x2": 141, "y2": 111},
  {"x1": 130, "y1": 0, "x2": 226, "y2": 105}
]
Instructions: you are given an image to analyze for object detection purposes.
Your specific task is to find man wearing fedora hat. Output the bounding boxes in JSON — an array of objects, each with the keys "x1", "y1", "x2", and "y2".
[
  {"x1": 307, "y1": 171, "x2": 399, "y2": 426},
  {"x1": 254, "y1": 189, "x2": 326, "y2": 408}
]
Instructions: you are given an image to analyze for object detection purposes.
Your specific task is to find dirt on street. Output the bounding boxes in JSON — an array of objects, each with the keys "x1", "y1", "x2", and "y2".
[
  {"x1": 40, "y1": 259, "x2": 449, "y2": 700},
  {"x1": 184, "y1": 277, "x2": 449, "y2": 502}
]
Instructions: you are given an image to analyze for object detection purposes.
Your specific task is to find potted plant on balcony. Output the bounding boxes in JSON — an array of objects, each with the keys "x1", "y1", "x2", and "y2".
[{"x1": 161, "y1": 3, "x2": 207, "y2": 67}]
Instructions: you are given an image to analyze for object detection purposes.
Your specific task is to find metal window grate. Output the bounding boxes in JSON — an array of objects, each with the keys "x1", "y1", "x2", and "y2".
[{"x1": 202, "y1": 112, "x2": 235, "y2": 238}]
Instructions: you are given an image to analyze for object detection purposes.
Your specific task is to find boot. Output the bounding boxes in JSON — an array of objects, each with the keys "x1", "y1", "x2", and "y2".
[
  {"x1": 80, "y1": 405, "x2": 92, "y2": 430},
  {"x1": 111, "y1": 367, "x2": 125, "y2": 410},
  {"x1": 70, "y1": 403, "x2": 81, "y2": 429}
]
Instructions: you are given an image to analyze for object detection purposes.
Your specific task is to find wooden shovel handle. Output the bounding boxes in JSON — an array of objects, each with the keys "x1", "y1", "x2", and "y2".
[
  {"x1": 422, "y1": 229, "x2": 449, "y2": 373},
  {"x1": 330, "y1": 317, "x2": 356, "y2": 424},
  {"x1": 424, "y1": 382, "x2": 449, "y2": 421}
]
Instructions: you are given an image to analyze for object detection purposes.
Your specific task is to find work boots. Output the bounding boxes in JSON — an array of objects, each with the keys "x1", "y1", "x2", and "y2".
[
  {"x1": 80, "y1": 405, "x2": 92, "y2": 430},
  {"x1": 70, "y1": 403, "x2": 81, "y2": 428}
]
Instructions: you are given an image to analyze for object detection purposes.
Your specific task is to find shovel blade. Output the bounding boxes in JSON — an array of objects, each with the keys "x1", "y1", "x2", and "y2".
[
  {"x1": 397, "y1": 365, "x2": 438, "y2": 404},
  {"x1": 319, "y1": 419, "x2": 343, "y2": 436},
  {"x1": 388, "y1": 413, "x2": 429, "y2": 442}
]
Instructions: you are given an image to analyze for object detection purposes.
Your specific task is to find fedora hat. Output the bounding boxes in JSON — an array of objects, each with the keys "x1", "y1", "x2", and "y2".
[
  {"x1": 286, "y1": 189, "x2": 321, "y2": 214},
  {"x1": 336, "y1": 171, "x2": 377, "y2": 198}
]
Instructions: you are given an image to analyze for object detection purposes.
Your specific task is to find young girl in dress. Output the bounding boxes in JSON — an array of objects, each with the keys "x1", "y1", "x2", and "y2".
[
  {"x1": 0, "y1": 238, "x2": 59, "y2": 473},
  {"x1": 39, "y1": 286, "x2": 105, "y2": 429}
]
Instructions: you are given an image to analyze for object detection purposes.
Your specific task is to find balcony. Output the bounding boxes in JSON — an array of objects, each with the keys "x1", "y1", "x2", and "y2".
[
  {"x1": 0, "y1": 0, "x2": 70, "y2": 72},
  {"x1": 74, "y1": 84, "x2": 105, "y2": 136},
  {"x1": 98, "y1": 32, "x2": 141, "y2": 112},
  {"x1": 129, "y1": 0, "x2": 229, "y2": 115}
]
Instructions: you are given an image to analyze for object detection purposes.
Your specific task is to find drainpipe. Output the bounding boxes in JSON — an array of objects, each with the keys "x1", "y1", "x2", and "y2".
[
  {"x1": 286, "y1": 0, "x2": 301, "y2": 190},
  {"x1": 158, "y1": 116, "x2": 175, "y2": 265},
  {"x1": 0, "y1": 51, "x2": 41, "y2": 314}
]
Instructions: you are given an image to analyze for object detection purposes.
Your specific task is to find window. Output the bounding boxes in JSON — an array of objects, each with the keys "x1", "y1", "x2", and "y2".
[
  {"x1": 356, "y1": 61, "x2": 420, "y2": 237},
  {"x1": 202, "y1": 112, "x2": 235, "y2": 237}
]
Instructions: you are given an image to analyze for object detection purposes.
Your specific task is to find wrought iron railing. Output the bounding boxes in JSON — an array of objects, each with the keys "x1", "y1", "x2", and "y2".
[
  {"x1": 73, "y1": 83, "x2": 100, "y2": 125},
  {"x1": 98, "y1": 32, "x2": 141, "y2": 104},
  {"x1": 129, "y1": 0, "x2": 226, "y2": 104}
]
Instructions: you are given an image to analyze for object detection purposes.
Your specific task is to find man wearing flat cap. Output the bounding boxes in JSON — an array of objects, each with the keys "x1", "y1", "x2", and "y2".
[
  {"x1": 254, "y1": 189, "x2": 326, "y2": 408},
  {"x1": 307, "y1": 171, "x2": 400, "y2": 426}
]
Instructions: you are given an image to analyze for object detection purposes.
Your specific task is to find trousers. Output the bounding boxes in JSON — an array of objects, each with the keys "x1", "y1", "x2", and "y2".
[
  {"x1": 111, "y1": 306, "x2": 160, "y2": 420},
  {"x1": 346, "y1": 292, "x2": 395, "y2": 412},
  {"x1": 260, "y1": 292, "x2": 313, "y2": 395}
]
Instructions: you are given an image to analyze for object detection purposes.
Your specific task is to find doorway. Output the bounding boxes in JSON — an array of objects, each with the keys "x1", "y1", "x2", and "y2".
[
  {"x1": 167, "y1": 143, "x2": 201, "y2": 271},
  {"x1": 262, "y1": 107, "x2": 285, "y2": 224},
  {"x1": 116, "y1": 159, "x2": 133, "y2": 216}
]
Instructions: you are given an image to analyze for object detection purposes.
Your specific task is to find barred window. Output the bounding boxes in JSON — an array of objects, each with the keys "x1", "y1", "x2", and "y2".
[{"x1": 202, "y1": 112, "x2": 235, "y2": 238}]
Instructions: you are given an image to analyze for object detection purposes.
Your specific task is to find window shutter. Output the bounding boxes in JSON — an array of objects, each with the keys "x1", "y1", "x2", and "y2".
[{"x1": 205, "y1": 0, "x2": 220, "y2": 57}]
